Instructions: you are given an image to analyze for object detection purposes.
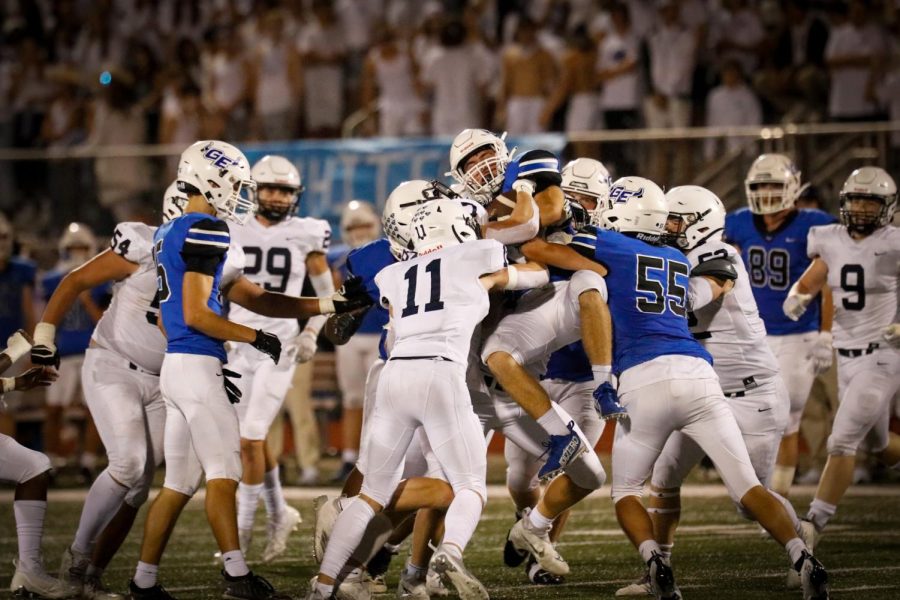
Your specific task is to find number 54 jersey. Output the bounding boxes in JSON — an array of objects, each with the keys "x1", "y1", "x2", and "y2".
[
  {"x1": 807, "y1": 223, "x2": 900, "y2": 349},
  {"x1": 724, "y1": 207, "x2": 835, "y2": 335},
  {"x1": 228, "y1": 216, "x2": 331, "y2": 339}
]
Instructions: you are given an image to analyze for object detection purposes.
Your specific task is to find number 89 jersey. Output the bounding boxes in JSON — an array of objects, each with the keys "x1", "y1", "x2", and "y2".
[
  {"x1": 808, "y1": 224, "x2": 900, "y2": 349},
  {"x1": 228, "y1": 216, "x2": 331, "y2": 339},
  {"x1": 724, "y1": 207, "x2": 836, "y2": 336}
]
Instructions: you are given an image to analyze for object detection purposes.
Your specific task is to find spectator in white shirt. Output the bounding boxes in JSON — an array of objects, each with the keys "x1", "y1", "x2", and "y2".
[
  {"x1": 360, "y1": 25, "x2": 425, "y2": 137},
  {"x1": 249, "y1": 9, "x2": 301, "y2": 141},
  {"x1": 598, "y1": 2, "x2": 642, "y2": 131},
  {"x1": 704, "y1": 60, "x2": 762, "y2": 160},
  {"x1": 203, "y1": 26, "x2": 251, "y2": 141},
  {"x1": 825, "y1": 1, "x2": 887, "y2": 121},
  {"x1": 298, "y1": 0, "x2": 348, "y2": 137},
  {"x1": 708, "y1": 0, "x2": 765, "y2": 76}
]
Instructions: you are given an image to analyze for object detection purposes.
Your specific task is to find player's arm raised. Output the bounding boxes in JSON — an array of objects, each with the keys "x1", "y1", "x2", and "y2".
[
  {"x1": 783, "y1": 257, "x2": 829, "y2": 321},
  {"x1": 32, "y1": 249, "x2": 138, "y2": 366}
]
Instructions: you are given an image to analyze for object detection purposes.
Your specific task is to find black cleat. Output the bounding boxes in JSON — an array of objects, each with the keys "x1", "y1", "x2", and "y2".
[
  {"x1": 647, "y1": 553, "x2": 681, "y2": 600},
  {"x1": 127, "y1": 581, "x2": 177, "y2": 600},
  {"x1": 525, "y1": 556, "x2": 565, "y2": 585},
  {"x1": 367, "y1": 544, "x2": 398, "y2": 578},
  {"x1": 503, "y1": 528, "x2": 528, "y2": 567},
  {"x1": 221, "y1": 571, "x2": 290, "y2": 600},
  {"x1": 796, "y1": 551, "x2": 829, "y2": 600}
]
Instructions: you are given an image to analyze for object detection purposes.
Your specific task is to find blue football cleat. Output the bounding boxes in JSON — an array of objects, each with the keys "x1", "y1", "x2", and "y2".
[
  {"x1": 538, "y1": 421, "x2": 585, "y2": 482},
  {"x1": 593, "y1": 382, "x2": 627, "y2": 420}
]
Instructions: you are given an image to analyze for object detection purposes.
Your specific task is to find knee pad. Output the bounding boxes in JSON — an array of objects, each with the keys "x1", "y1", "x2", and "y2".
[
  {"x1": 107, "y1": 452, "x2": 147, "y2": 489},
  {"x1": 649, "y1": 455, "x2": 684, "y2": 491},
  {"x1": 567, "y1": 270, "x2": 607, "y2": 303},
  {"x1": 343, "y1": 391, "x2": 364, "y2": 409},
  {"x1": 239, "y1": 416, "x2": 270, "y2": 442},
  {"x1": 826, "y1": 432, "x2": 859, "y2": 457},
  {"x1": 450, "y1": 477, "x2": 487, "y2": 503},
  {"x1": 611, "y1": 482, "x2": 643, "y2": 505},
  {"x1": 506, "y1": 462, "x2": 540, "y2": 494},
  {"x1": 22, "y1": 448, "x2": 52, "y2": 483},
  {"x1": 564, "y1": 450, "x2": 606, "y2": 491}
]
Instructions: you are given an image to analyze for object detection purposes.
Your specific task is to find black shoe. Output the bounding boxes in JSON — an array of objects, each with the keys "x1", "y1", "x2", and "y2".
[
  {"x1": 647, "y1": 553, "x2": 680, "y2": 600},
  {"x1": 221, "y1": 571, "x2": 290, "y2": 600},
  {"x1": 503, "y1": 510, "x2": 528, "y2": 568},
  {"x1": 367, "y1": 544, "x2": 398, "y2": 578},
  {"x1": 525, "y1": 556, "x2": 565, "y2": 585},
  {"x1": 795, "y1": 551, "x2": 829, "y2": 600},
  {"x1": 128, "y1": 580, "x2": 178, "y2": 600}
]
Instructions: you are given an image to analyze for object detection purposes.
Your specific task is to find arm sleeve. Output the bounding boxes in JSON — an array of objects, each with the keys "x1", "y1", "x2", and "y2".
[
  {"x1": 312, "y1": 220, "x2": 332, "y2": 254},
  {"x1": 181, "y1": 218, "x2": 230, "y2": 275}
]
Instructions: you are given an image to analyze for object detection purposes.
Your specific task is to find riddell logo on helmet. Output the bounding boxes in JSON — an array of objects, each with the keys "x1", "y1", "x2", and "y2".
[
  {"x1": 610, "y1": 185, "x2": 643, "y2": 203},
  {"x1": 203, "y1": 146, "x2": 237, "y2": 169}
]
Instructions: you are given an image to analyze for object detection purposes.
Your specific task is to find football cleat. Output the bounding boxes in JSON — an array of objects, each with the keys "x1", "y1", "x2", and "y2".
[
  {"x1": 11, "y1": 560, "x2": 80, "y2": 599},
  {"x1": 593, "y1": 382, "x2": 627, "y2": 420},
  {"x1": 425, "y1": 569, "x2": 449, "y2": 597},
  {"x1": 313, "y1": 496, "x2": 343, "y2": 564},
  {"x1": 262, "y1": 505, "x2": 302, "y2": 563},
  {"x1": 429, "y1": 546, "x2": 488, "y2": 600},
  {"x1": 126, "y1": 581, "x2": 177, "y2": 600},
  {"x1": 396, "y1": 570, "x2": 428, "y2": 600},
  {"x1": 83, "y1": 575, "x2": 124, "y2": 600},
  {"x1": 507, "y1": 509, "x2": 569, "y2": 576},
  {"x1": 59, "y1": 546, "x2": 89, "y2": 589},
  {"x1": 614, "y1": 571, "x2": 652, "y2": 597},
  {"x1": 221, "y1": 571, "x2": 291, "y2": 600},
  {"x1": 796, "y1": 551, "x2": 829, "y2": 600},
  {"x1": 526, "y1": 555, "x2": 565, "y2": 585},
  {"x1": 335, "y1": 570, "x2": 370, "y2": 600},
  {"x1": 647, "y1": 553, "x2": 681, "y2": 600},
  {"x1": 537, "y1": 422, "x2": 585, "y2": 482},
  {"x1": 366, "y1": 544, "x2": 398, "y2": 578},
  {"x1": 788, "y1": 519, "x2": 820, "y2": 589}
]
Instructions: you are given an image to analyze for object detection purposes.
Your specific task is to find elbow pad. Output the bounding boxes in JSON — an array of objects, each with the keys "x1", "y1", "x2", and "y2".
[
  {"x1": 503, "y1": 265, "x2": 550, "y2": 290},
  {"x1": 691, "y1": 257, "x2": 737, "y2": 281}
]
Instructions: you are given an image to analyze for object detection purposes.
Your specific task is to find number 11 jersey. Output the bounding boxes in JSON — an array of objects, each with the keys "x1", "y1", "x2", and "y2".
[{"x1": 228, "y1": 215, "x2": 331, "y2": 340}]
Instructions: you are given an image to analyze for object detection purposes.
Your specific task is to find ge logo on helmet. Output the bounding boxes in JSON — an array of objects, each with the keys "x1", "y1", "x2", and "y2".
[
  {"x1": 610, "y1": 185, "x2": 644, "y2": 203},
  {"x1": 202, "y1": 145, "x2": 237, "y2": 169}
]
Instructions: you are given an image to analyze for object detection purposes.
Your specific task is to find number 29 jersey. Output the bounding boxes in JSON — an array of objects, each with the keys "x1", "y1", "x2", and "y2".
[
  {"x1": 228, "y1": 216, "x2": 331, "y2": 340},
  {"x1": 724, "y1": 207, "x2": 835, "y2": 336},
  {"x1": 807, "y1": 224, "x2": 900, "y2": 349},
  {"x1": 375, "y1": 239, "x2": 507, "y2": 365}
]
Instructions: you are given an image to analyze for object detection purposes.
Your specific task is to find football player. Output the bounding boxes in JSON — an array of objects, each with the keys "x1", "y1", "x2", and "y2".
[
  {"x1": 724, "y1": 154, "x2": 836, "y2": 496},
  {"x1": 40, "y1": 222, "x2": 106, "y2": 475},
  {"x1": 573, "y1": 177, "x2": 829, "y2": 600},
  {"x1": 783, "y1": 167, "x2": 900, "y2": 551},
  {"x1": 310, "y1": 198, "x2": 546, "y2": 600},
  {"x1": 123, "y1": 141, "x2": 368, "y2": 600},
  {"x1": 227, "y1": 155, "x2": 332, "y2": 562},
  {"x1": 1, "y1": 330, "x2": 74, "y2": 599},
  {"x1": 616, "y1": 185, "x2": 804, "y2": 596}
]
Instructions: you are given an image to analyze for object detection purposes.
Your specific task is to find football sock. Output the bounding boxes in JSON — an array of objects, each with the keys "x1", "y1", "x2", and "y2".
[
  {"x1": 222, "y1": 550, "x2": 250, "y2": 578},
  {"x1": 133, "y1": 561, "x2": 158, "y2": 589},
  {"x1": 320, "y1": 499, "x2": 375, "y2": 581},
  {"x1": 14, "y1": 500, "x2": 46, "y2": 573},
  {"x1": 638, "y1": 540, "x2": 662, "y2": 563},
  {"x1": 262, "y1": 467, "x2": 287, "y2": 521},
  {"x1": 537, "y1": 409, "x2": 570, "y2": 437},
  {"x1": 806, "y1": 498, "x2": 836, "y2": 532},
  {"x1": 659, "y1": 543, "x2": 673, "y2": 562},
  {"x1": 785, "y1": 537, "x2": 807, "y2": 565},
  {"x1": 237, "y1": 482, "x2": 263, "y2": 532},
  {"x1": 442, "y1": 489, "x2": 484, "y2": 553},
  {"x1": 73, "y1": 469, "x2": 128, "y2": 556},
  {"x1": 526, "y1": 506, "x2": 554, "y2": 534}
]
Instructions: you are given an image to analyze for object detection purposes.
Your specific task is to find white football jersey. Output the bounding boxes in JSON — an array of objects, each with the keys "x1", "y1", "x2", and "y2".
[
  {"x1": 687, "y1": 240, "x2": 779, "y2": 390},
  {"x1": 808, "y1": 224, "x2": 900, "y2": 349},
  {"x1": 92, "y1": 222, "x2": 245, "y2": 374},
  {"x1": 227, "y1": 216, "x2": 331, "y2": 339},
  {"x1": 376, "y1": 239, "x2": 507, "y2": 365}
]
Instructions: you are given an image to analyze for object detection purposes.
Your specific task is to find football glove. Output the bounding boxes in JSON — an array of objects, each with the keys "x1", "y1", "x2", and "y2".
[
  {"x1": 3, "y1": 329, "x2": 33, "y2": 364},
  {"x1": 810, "y1": 331, "x2": 833, "y2": 375},
  {"x1": 318, "y1": 276, "x2": 373, "y2": 314},
  {"x1": 293, "y1": 329, "x2": 319, "y2": 364},
  {"x1": 782, "y1": 283, "x2": 813, "y2": 322},
  {"x1": 501, "y1": 149, "x2": 562, "y2": 196},
  {"x1": 323, "y1": 308, "x2": 368, "y2": 346},
  {"x1": 882, "y1": 323, "x2": 900, "y2": 349},
  {"x1": 31, "y1": 322, "x2": 60, "y2": 368},
  {"x1": 222, "y1": 368, "x2": 242, "y2": 404},
  {"x1": 251, "y1": 329, "x2": 282, "y2": 364}
]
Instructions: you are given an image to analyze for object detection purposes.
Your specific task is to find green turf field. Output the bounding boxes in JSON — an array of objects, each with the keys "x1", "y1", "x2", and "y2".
[{"x1": 2, "y1": 486, "x2": 899, "y2": 599}]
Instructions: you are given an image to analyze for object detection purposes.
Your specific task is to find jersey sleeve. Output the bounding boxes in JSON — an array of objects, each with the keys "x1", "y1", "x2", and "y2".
[
  {"x1": 109, "y1": 222, "x2": 154, "y2": 265},
  {"x1": 569, "y1": 227, "x2": 598, "y2": 259},
  {"x1": 181, "y1": 218, "x2": 230, "y2": 275},
  {"x1": 806, "y1": 225, "x2": 825, "y2": 259},
  {"x1": 478, "y1": 239, "x2": 508, "y2": 274},
  {"x1": 309, "y1": 219, "x2": 332, "y2": 254},
  {"x1": 221, "y1": 243, "x2": 246, "y2": 287}
]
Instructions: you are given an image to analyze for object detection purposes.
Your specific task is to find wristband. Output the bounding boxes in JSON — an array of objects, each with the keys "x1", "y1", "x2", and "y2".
[{"x1": 34, "y1": 322, "x2": 56, "y2": 347}]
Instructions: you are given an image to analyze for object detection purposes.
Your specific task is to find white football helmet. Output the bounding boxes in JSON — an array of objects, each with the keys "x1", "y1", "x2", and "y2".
[
  {"x1": 601, "y1": 177, "x2": 668, "y2": 239},
  {"x1": 448, "y1": 129, "x2": 512, "y2": 205},
  {"x1": 177, "y1": 140, "x2": 256, "y2": 224},
  {"x1": 561, "y1": 158, "x2": 611, "y2": 227},
  {"x1": 250, "y1": 155, "x2": 303, "y2": 221},
  {"x1": 410, "y1": 199, "x2": 480, "y2": 255},
  {"x1": 162, "y1": 180, "x2": 188, "y2": 223},
  {"x1": 382, "y1": 180, "x2": 450, "y2": 259},
  {"x1": 0, "y1": 213, "x2": 12, "y2": 263},
  {"x1": 839, "y1": 166, "x2": 897, "y2": 234},
  {"x1": 340, "y1": 200, "x2": 381, "y2": 248},
  {"x1": 664, "y1": 185, "x2": 726, "y2": 251},
  {"x1": 745, "y1": 153, "x2": 802, "y2": 215},
  {"x1": 58, "y1": 222, "x2": 97, "y2": 267}
]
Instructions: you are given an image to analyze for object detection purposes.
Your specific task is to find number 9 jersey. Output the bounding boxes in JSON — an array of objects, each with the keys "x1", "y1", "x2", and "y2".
[
  {"x1": 724, "y1": 207, "x2": 835, "y2": 335},
  {"x1": 807, "y1": 223, "x2": 900, "y2": 349}
]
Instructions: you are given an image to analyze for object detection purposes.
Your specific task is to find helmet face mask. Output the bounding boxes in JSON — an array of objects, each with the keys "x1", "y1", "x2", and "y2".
[
  {"x1": 561, "y1": 158, "x2": 611, "y2": 227},
  {"x1": 178, "y1": 141, "x2": 257, "y2": 225},
  {"x1": 745, "y1": 154, "x2": 801, "y2": 215},
  {"x1": 663, "y1": 185, "x2": 726, "y2": 251},
  {"x1": 448, "y1": 129, "x2": 511, "y2": 206},
  {"x1": 410, "y1": 199, "x2": 481, "y2": 255},
  {"x1": 251, "y1": 155, "x2": 303, "y2": 222},
  {"x1": 382, "y1": 180, "x2": 451, "y2": 260},
  {"x1": 839, "y1": 166, "x2": 897, "y2": 235}
]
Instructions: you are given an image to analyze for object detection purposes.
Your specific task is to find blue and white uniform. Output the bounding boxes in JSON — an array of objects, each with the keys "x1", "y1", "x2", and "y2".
[
  {"x1": 725, "y1": 207, "x2": 836, "y2": 434},
  {"x1": 570, "y1": 228, "x2": 761, "y2": 504},
  {"x1": 154, "y1": 212, "x2": 241, "y2": 494}
]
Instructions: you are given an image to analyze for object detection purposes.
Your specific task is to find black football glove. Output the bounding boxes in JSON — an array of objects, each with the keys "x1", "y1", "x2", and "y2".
[
  {"x1": 31, "y1": 323, "x2": 60, "y2": 368},
  {"x1": 251, "y1": 329, "x2": 282, "y2": 364},
  {"x1": 222, "y1": 368, "x2": 242, "y2": 404},
  {"x1": 332, "y1": 276, "x2": 374, "y2": 314},
  {"x1": 323, "y1": 307, "x2": 369, "y2": 346}
]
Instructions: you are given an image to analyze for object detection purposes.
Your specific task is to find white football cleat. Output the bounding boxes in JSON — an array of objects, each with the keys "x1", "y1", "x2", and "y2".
[
  {"x1": 313, "y1": 496, "x2": 343, "y2": 564},
  {"x1": 58, "y1": 546, "x2": 89, "y2": 589},
  {"x1": 396, "y1": 570, "x2": 428, "y2": 600},
  {"x1": 83, "y1": 574, "x2": 124, "y2": 600},
  {"x1": 12, "y1": 559, "x2": 80, "y2": 599},
  {"x1": 507, "y1": 509, "x2": 569, "y2": 576},
  {"x1": 429, "y1": 546, "x2": 488, "y2": 600},
  {"x1": 426, "y1": 569, "x2": 449, "y2": 597},
  {"x1": 614, "y1": 571, "x2": 652, "y2": 596},
  {"x1": 262, "y1": 505, "x2": 301, "y2": 563}
]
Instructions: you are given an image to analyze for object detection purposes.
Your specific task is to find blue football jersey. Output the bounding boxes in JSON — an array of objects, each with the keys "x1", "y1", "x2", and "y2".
[
  {"x1": 543, "y1": 341, "x2": 592, "y2": 383},
  {"x1": 153, "y1": 213, "x2": 231, "y2": 362},
  {"x1": 346, "y1": 238, "x2": 394, "y2": 358},
  {"x1": 571, "y1": 228, "x2": 712, "y2": 375},
  {"x1": 40, "y1": 270, "x2": 110, "y2": 357},
  {"x1": 724, "y1": 208, "x2": 836, "y2": 336},
  {"x1": 0, "y1": 257, "x2": 36, "y2": 343}
]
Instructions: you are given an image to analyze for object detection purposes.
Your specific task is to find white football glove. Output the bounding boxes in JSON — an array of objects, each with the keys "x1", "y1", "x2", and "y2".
[
  {"x1": 882, "y1": 323, "x2": 900, "y2": 349},
  {"x1": 293, "y1": 329, "x2": 319, "y2": 364},
  {"x1": 2, "y1": 330, "x2": 33, "y2": 364},
  {"x1": 810, "y1": 331, "x2": 834, "y2": 375},
  {"x1": 783, "y1": 283, "x2": 813, "y2": 322}
]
